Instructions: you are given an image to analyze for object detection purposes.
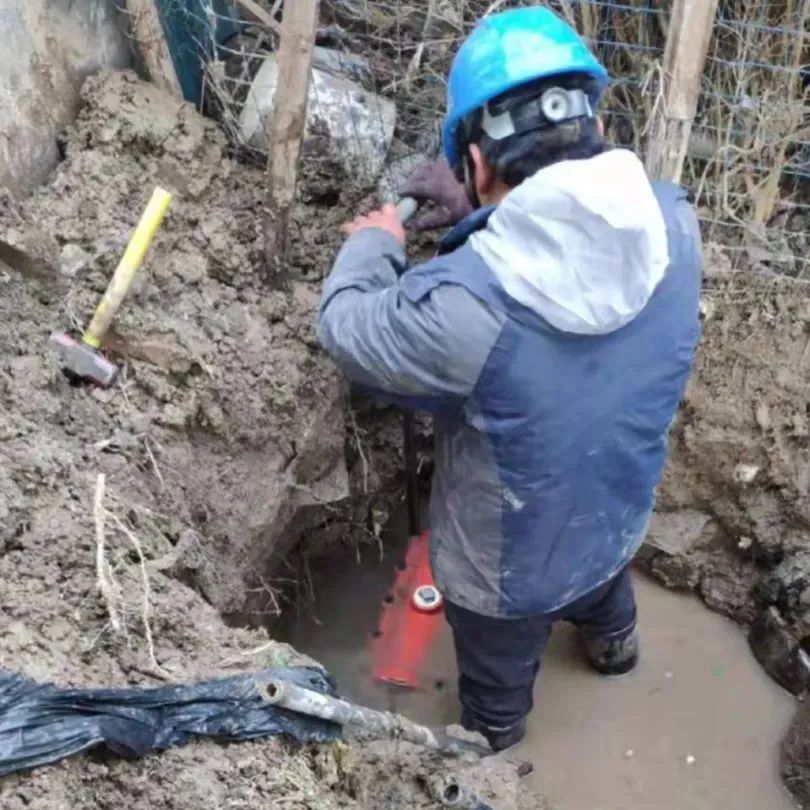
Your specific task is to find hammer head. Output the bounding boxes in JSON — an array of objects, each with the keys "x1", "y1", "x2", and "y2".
[{"x1": 49, "y1": 331, "x2": 119, "y2": 388}]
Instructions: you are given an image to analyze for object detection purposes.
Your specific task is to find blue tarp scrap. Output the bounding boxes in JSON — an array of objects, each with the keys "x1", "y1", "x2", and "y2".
[
  {"x1": 155, "y1": 0, "x2": 249, "y2": 105},
  {"x1": 0, "y1": 666, "x2": 341, "y2": 777}
]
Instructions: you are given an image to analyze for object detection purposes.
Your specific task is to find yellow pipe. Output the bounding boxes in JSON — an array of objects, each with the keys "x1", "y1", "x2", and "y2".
[{"x1": 83, "y1": 187, "x2": 173, "y2": 348}]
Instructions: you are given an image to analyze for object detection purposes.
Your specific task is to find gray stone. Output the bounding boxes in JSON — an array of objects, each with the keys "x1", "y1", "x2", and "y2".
[
  {"x1": 783, "y1": 701, "x2": 810, "y2": 808},
  {"x1": 644, "y1": 509, "x2": 712, "y2": 556},
  {"x1": 649, "y1": 553, "x2": 702, "y2": 590},
  {"x1": 312, "y1": 47, "x2": 373, "y2": 87},
  {"x1": 749, "y1": 607, "x2": 810, "y2": 696},
  {"x1": 59, "y1": 243, "x2": 91, "y2": 277},
  {"x1": 0, "y1": 0, "x2": 130, "y2": 194},
  {"x1": 239, "y1": 50, "x2": 396, "y2": 189}
]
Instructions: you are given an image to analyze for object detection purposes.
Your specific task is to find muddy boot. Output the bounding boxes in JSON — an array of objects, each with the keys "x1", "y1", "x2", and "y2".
[
  {"x1": 583, "y1": 627, "x2": 639, "y2": 676},
  {"x1": 461, "y1": 710, "x2": 527, "y2": 752}
]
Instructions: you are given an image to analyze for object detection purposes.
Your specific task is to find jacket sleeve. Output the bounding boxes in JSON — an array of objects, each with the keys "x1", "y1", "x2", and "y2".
[{"x1": 317, "y1": 227, "x2": 503, "y2": 411}]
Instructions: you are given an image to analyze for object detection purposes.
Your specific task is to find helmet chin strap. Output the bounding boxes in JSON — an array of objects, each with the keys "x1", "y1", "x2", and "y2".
[{"x1": 463, "y1": 155, "x2": 482, "y2": 209}]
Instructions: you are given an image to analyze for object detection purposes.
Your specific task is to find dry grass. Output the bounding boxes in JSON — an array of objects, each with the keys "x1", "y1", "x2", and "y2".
[
  {"x1": 172, "y1": 0, "x2": 810, "y2": 275},
  {"x1": 360, "y1": 0, "x2": 810, "y2": 275},
  {"x1": 692, "y1": 0, "x2": 810, "y2": 275}
]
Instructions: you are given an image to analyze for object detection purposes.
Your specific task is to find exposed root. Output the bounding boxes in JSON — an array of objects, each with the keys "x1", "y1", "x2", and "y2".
[
  {"x1": 92, "y1": 472, "x2": 172, "y2": 678},
  {"x1": 244, "y1": 566, "x2": 285, "y2": 617},
  {"x1": 93, "y1": 473, "x2": 123, "y2": 634},
  {"x1": 142, "y1": 436, "x2": 165, "y2": 488},
  {"x1": 346, "y1": 400, "x2": 370, "y2": 495},
  {"x1": 107, "y1": 510, "x2": 170, "y2": 679}
]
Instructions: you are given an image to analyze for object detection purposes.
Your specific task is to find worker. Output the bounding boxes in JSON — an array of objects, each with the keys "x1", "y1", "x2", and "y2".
[{"x1": 318, "y1": 6, "x2": 702, "y2": 751}]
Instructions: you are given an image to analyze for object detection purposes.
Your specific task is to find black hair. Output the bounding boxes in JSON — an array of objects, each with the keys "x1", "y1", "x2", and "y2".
[{"x1": 456, "y1": 72, "x2": 606, "y2": 189}]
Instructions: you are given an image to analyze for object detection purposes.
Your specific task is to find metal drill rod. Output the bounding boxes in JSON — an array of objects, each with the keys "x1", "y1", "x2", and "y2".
[
  {"x1": 403, "y1": 411, "x2": 420, "y2": 536},
  {"x1": 395, "y1": 196, "x2": 422, "y2": 537},
  {"x1": 261, "y1": 678, "x2": 487, "y2": 755}
]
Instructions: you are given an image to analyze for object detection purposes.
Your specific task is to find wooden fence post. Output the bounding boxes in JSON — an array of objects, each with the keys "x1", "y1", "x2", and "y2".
[
  {"x1": 645, "y1": 0, "x2": 719, "y2": 183},
  {"x1": 125, "y1": 0, "x2": 183, "y2": 99},
  {"x1": 264, "y1": 0, "x2": 321, "y2": 286},
  {"x1": 232, "y1": 0, "x2": 284, "y2": 36}
]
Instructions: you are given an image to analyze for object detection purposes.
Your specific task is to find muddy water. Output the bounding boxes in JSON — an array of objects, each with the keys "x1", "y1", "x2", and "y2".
[{"x1": 282, "y1": 530, "x2": 798, "y2": 810}]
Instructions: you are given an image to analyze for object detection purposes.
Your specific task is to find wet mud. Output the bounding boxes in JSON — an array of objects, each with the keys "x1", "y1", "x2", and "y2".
[{"x1": 282, "y1": 519, "x2": 799, "y2": 810}]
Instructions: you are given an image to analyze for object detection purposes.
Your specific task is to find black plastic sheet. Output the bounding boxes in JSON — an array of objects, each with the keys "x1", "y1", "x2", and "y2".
[{"x1": 0, "y1": 666, "x2": 340, "y2": 777}]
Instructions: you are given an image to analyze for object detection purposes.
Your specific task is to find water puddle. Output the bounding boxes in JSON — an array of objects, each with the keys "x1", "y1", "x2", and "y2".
[{"x1": 280, "y1": 527, "x2": 798, "y2": 810}]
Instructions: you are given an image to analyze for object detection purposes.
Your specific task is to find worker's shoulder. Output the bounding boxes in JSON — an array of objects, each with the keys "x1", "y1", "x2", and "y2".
[
  {"x1": 433, "y1": 282, "x2": 502, "y2": 323},
  {"x1": 401, "y1": 241, "x2": 488, "y2": 298},
  {"x1": 401, "y1": 248, "x2": 505, "y2": 344},
  {"x1": 404, "y1": 251, "x2": 503, "y2": 320},
  {"x1": 407, "y1": 284, "x2": 505, "y2": 367}
]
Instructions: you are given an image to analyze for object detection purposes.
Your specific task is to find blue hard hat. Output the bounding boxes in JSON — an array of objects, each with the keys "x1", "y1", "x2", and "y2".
[{"x1": 443, "y1": 6, "x2": 609, "y2": 169}]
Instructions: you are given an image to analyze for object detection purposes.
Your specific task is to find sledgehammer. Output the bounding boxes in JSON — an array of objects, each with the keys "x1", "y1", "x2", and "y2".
[{"x1": 49, "y1": 187, "x2": 173, "y2": 387}]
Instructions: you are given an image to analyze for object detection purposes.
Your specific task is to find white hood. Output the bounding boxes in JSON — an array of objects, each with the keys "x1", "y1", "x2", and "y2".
[{"x1": 469, "y1": 149, "x2": 669, "y2": 335}]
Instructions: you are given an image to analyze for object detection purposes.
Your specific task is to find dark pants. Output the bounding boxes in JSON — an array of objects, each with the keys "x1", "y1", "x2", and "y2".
[{"x1": 444, "y1": 567, "x2": 637, "y2": 732}]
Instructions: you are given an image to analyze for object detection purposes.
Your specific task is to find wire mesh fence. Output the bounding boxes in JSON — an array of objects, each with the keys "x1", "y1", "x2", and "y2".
[
  {"x1": 555, "y1": 0, "x2": 810, "y2": 277},
  {"x1": 142, "y1": 0, "x2": 810, "y2": 276}
]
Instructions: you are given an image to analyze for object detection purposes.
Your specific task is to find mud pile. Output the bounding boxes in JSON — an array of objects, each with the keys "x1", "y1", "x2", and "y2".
[
  {"x1": 0, "y1": 71, "x2": 537, "y2": 808},
  {"x1": 0, "y1": 69, "x2": 392, "y2": 628}
]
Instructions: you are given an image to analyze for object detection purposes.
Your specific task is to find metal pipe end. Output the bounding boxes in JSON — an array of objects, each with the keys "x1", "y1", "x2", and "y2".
[
  {"x1": 263, "y1": 679, "x2": 285, "y2": 705},
  {"x1": 429, "y1": 776, "x2": 462, "y2": 806},
  {"x1": 441, "y1": 781, "x2": 463, "y2": 806}
]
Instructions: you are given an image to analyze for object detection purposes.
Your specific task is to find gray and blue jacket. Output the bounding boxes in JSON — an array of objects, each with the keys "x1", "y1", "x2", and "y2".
[{"x1": 318, "y1": 150, "x2": 702, "y2": 619}]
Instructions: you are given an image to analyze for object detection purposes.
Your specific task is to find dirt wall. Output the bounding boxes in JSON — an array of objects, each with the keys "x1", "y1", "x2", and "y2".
[
  {"x1": 0, "y1": 68, "x2": 395, "y2": 625},
  {"x1": 0, "y1": 70, "x2": 540, "y2": 809},
  {"x1": 642, "y1": 270, "x2": 810, "y2": 650},
  {"x1": 0, "y1": 0, "x2": 130, "y2": 195},
  {"x1": 641, "y1": 267, "x2": 810, "y2": 806}
]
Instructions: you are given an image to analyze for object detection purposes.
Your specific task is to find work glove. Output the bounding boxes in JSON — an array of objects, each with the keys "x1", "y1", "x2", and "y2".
[{"x1": 401, "y1": 159, "x2": 473, "y2": 232}]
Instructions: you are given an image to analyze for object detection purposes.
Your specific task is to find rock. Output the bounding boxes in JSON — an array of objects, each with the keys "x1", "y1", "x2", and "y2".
[
  {"x1": 757, "y1": 553, "x2": 810, "y2": 635},
  {"x1": 645, "y1": 510, "x2": 712, "y2": 556},
  {"x1": 733, "y1": 463, "x2": 760, "y2": 484},
  {"x1": 749, "y1": 607, "x2": 810, "y2": 696},
  {"x1": 239, "y1": 50, "x2": 396, "y2": 189},
  {"x1": 641, "y1": 510, "x2": 712, "y2": 590},
  {"x1": 699, "y1": 297, "x2": 715, "y2": 323},
  {"x1": 701, "y1": 242, "x2": 734, "y2": 277},
  {"x1": 312, "y1": 46, "x2": 373, "y2": 87},
  {"x1": 783, "y1": 701, "x2": 810, "y2": 808},
  {"x1": 755, "y1": 401, "x2": 771, "y2": 431},
  {"x1": 158, "y1": 403, "x2": 188, "y2": 429},
  {"x1": 0, "y1": 232, "x2": 62, "y2": 284},
  {"x1": 59, "y1": 244, "x2": 91, "y2": 277},
  {"x1": 105, "y1": 332, "x2": 194, "y2": 375},
  {"x1": 700, "y1": 561, "x2": 759, "y2": 623},
  {"x1": 650, "y1": 553, "x2": 702, "y2": 590}
]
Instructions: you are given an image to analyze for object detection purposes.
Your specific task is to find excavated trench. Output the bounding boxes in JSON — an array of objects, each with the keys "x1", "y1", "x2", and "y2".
[
  {"x1": 275, "y1": 239, "x2": 810, "y2": 807},
  {"x1": 1, "y1": 68, "x2": 809, "y2": 809},
  {"x1": 278, "y1": 500, "x2": 799, "y2": 810}
]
